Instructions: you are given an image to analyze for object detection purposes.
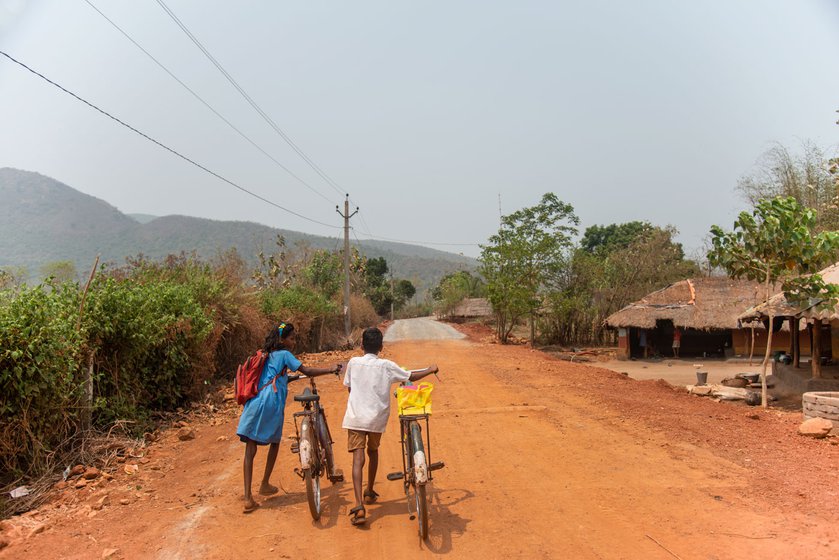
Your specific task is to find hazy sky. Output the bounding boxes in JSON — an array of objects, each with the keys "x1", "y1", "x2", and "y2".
[{"x1": 1, "y1": 1, "x2": 838, "y2": 259}]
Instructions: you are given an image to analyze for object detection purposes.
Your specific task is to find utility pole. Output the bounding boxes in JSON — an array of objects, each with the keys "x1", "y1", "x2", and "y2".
[
  {"x1": 390, "y1": 272, "x2": 394, "y2": 322},
  {"x1": 336, "y1": 194, "x2": 358, "y2": 340}
]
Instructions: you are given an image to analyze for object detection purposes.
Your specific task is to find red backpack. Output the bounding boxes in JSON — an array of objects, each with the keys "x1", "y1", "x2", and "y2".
[{"x1": 234, "y1": 351, "x2": 269, "y2": 405}]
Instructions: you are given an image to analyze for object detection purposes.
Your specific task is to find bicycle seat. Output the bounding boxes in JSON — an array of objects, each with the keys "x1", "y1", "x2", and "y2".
[{"x1": 294, "y1": 387, "x2": 320, "y2": 403}]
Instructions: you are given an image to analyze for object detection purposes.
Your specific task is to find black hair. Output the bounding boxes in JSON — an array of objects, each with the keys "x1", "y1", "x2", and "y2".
[
  {"x1": 262, "y1": 322, "x2": 295, "y2": 353},
  {"x1": 362, "y1": 327, "x2": 383, "y2": 354}
]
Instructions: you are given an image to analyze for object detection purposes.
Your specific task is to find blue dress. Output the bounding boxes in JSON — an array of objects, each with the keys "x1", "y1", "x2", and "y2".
[{"x1": 236, "y1": 350, "x2": 302, "y2": 445}]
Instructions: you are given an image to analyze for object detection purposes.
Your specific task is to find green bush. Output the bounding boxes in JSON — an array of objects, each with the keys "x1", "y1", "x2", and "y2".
[
  {"x1": 0, "y1": 282, "x2": 84, "y2": 478},
  {"x1": 259, "y1": 285, "x2": 339, "y2": 351},
  {"x1": 84, "y1": 276, "x2": 213, "y2": 424}
]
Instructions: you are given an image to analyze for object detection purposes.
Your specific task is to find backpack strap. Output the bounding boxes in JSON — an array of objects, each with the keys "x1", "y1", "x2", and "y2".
[{"x1": 258, "y1": 365, "x2": 288, "y2": 394}]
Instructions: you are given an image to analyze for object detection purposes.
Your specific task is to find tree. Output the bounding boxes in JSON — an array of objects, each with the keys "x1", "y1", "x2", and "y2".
[
  {"x1": 0, "y1": 266, "x2": 28, "y2": 290},
  {"x1": 432, "y1": 271, "x2": 485, "y2": 319},
  {"x1": 302, "y1": 250, "x2": 342, "y2": 299},
  {"x1": 480, "y1": 193, "x2": 578, "y2": 343},
  {"x1": 580, "y1": 221, "x2": 655, "y2": 255},
  {"x1": 543, "y1": 224, "x2": 698, "y2": 345},
  {"x1": 737, "y1": 141, "x2": 839, "y2": 232},
  {"x1": 394, "y1": 279, "x2": 416, "y2": 308},
  {"x1": 708, "y1": 196, "x2": 839, "y2": 406},
  {"x1": 40, "y1": 260, "x2": 78, "y2": 283}
]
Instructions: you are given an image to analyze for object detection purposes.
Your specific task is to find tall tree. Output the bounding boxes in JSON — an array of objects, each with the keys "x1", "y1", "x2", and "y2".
[
  {"x1": 708, "y1": 196, "x2": 839, "y2": 406},
  {"x1": 480, "y1": 193, "x2": 578, "y2": 343},
  {"x1": 738, "y1": 141, "x2": 839, "y2": 232}
]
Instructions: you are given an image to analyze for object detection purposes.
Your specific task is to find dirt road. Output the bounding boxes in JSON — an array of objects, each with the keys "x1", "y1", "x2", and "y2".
[
  {"x1": 4, "y1": 324, "x2": 838, "y2": 559},
  {"x1": 383, "y1": 317, "x2": 465, "y2": 342}
]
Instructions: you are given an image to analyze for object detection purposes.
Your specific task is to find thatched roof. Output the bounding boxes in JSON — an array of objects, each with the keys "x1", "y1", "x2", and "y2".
[
  {"x1": 605, "y1": 277, "x2": 767, "y2": 330},
  {"x1": 739, "y1": 262, "x2": 839, "y2": 322},
  {"x1": 451, "y1": 298, "x2": 493, "y2": 318}
]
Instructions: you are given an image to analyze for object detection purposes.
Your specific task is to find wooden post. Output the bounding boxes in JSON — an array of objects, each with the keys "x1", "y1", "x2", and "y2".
[
  {"x1": 78, "y1": 255, "x2": 100, "y2": 430},
  {"x1": 793, "y1": 317, "x2": 800, "y2": 368},
  {"x1": 788, "y1": 317, "x2": 795, "y2": 356},
  {"x1": 812, "y1": 318, "x2": 823, "y2": 379}
]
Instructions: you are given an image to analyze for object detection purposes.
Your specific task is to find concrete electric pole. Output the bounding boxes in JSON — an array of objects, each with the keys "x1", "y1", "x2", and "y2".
[{"x1": 336, "y1": 195, "x2": 358, "y2": 340}]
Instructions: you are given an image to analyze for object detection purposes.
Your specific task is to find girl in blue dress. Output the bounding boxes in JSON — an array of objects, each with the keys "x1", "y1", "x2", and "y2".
[{"x1": 237, "y1": 323, "x2": 341, "y2": 513}]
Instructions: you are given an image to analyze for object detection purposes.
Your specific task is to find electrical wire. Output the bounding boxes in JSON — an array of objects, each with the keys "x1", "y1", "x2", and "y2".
[
  {"x1": 353, "y1": 231, "x2": 481, "y2": 248},
  {"x1": 82, "y1": 0, "x2": 333, "y2": 204},
  {"x1": 155, "y1": 0, "x2": 346, "y2": 198},
  {"x1": 0, "y1": 49, "x2": 340, "y2": 230}
]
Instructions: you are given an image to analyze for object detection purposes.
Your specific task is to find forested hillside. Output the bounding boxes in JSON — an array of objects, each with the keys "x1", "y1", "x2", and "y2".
[{"x1": 0, "y1": 168, "x2": 475, "y2": 293}]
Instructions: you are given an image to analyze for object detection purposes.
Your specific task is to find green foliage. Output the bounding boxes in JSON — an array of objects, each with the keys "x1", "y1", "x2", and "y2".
[
  {"x1": 394, "y1": 279, "x2": 416, "y2": 306},
  {"x1": 580, "y1": 221, "x2": 656, "y2": 255},
  {"x1": 432, "y1": 271, "x2": 485, "y2": 318},
  {"x1": 0, "y1": 282, "x2": 84, "y2": 477},
  {"x1": 356, "y1": 255, "x2": 417, "y2": 316},
  {"x1": 544, "y1": 226, "x2": 698, "y2": 344},
  {"x1": 302, "y1": 250, "x2": 343, "y2": 299},
  {"x1": 0, "y1": 252, "x2": 258, "y2": 490},
  {"x1": 708, "y1": 196, "x2": 839, "y2": 405},
  {"x1": 84, "y1": 275, "x2": 214, "y2": 421},
  {"x1": 708, "y1": 197, "x2": 839, "y2": 297},
  {"x1": 40, "y1": 260, "x2": 78, "y2": 283},
  {"x1": 480, "y1": 193, "x2": 578, "y2": 343}
]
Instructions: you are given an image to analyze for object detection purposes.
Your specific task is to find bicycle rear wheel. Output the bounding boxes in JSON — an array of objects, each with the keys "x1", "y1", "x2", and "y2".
[
  {"x1": 300, "y1": 417, "x2": 322, "y2": 520},
  {"x1": 316, "y1": 410, "x2": 339, "y2": 482},
  {"x1": 409, "y1": 421, "x2": 429, "y2": 539}
]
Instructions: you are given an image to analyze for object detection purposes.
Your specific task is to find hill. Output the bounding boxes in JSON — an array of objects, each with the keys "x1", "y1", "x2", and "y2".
[{"x1": 0, "y1": 168, "x2": 476, "y2": 293}]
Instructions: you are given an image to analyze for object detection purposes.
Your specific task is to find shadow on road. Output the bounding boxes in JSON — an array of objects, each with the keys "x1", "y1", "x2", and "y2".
[{"x1": 366, "y1": 486, "x2": 474, "y2": 554}]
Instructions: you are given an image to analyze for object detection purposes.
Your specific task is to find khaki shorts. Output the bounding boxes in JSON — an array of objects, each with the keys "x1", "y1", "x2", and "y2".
[{"x1": 347, "y1": 429, "x2": 382, "y2": 452}]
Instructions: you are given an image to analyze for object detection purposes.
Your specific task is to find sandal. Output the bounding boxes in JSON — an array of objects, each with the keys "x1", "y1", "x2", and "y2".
[
  {"x1": 363, "y1": 489, "x2": 379, "y2": 504},
  {"x1": 349, "y1": 504, "x2": 367, "y2": 526},
  {"x1": 243, "y1": 499, "x2": 259, "y2": 514}
]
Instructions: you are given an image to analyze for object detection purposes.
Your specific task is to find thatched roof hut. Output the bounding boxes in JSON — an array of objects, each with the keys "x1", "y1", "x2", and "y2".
[
  {"x1": 451, "y1": 298, "x2": 493, "y2": 318},
  {"x1": 605, "y1": 277, "x2": 767, "y2": 330},
  {"x1": 739, "y1": 263, "x2": 839, "y2": 323}
]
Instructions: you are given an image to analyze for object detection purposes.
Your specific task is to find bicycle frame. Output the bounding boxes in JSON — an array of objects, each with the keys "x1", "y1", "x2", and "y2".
[{"x1": 398, "y1": 413, "x2": 434, "y2": 487}]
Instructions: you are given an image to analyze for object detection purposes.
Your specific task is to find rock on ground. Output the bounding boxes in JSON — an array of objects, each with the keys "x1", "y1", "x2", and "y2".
[{"x1": 799, "y1": 417, "x2": 833, "y2": 438}]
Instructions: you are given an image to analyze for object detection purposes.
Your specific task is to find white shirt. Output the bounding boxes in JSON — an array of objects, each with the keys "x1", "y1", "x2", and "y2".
[{"x1": 342, "y1": 353, "x2": 411, "y2": 433}]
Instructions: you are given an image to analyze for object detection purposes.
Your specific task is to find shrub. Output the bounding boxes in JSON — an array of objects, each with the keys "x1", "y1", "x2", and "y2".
[{"x1": 0, "y1": 282, "x2": 84, "y2": 480}]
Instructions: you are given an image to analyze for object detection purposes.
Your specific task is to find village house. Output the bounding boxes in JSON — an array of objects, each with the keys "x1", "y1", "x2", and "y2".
[
  {"x1": 739, "y1": 262, "x2": 839, "y2": 392},
  {"x1": 605, "y1": 276, "x2": 805, "y2": 360}
]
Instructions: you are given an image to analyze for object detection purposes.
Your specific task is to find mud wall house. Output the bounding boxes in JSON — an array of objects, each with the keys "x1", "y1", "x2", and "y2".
[{"x1": 604, "y1": 277, "x2": 799, "y2": 359}]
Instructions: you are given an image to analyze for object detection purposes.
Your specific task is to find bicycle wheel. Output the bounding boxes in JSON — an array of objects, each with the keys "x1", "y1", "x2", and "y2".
[
  {"x1": 409, "y1": 421, "x2": 429, "y2": 539},
  {"x1": 316, "y1": 410, "x2": 338, "y2": 482},
  {"x1": 300, "y1": 417, "x2": 322, "y2": 520}
]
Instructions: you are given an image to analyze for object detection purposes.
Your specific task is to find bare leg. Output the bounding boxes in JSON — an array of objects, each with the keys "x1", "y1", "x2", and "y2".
[
  {"x1": 259, "y1": 442, "x2": 280, "y2": 495},
  {"x1": 243, "y1": 442, "x2": 258, "y2": 511},
  {"x1": 366, "y1": 448, "x2": 378, "y2": 495},
  {"x1": 352, "y1": 448, "x2": 366, "y2": 508}
]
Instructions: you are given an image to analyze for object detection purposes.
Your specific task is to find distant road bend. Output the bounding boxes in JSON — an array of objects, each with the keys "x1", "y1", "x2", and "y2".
[{"x1": 383, "y1": 317, "x2": 466, "y2": 342}]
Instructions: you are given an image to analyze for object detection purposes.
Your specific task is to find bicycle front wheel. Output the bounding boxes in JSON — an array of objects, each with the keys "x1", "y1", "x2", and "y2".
[
  {"x1": 316, "y1": 410, "x2": 338, "y2": 482},
  {"x1": 410, "y1": 421, "x2": 429, "y2": 539},
  {"x1": 300, "y1": 417, "x2": 322, "y2": 520},
  {"x1": 304, "y1": 468, "x2": 321, "y2": 521}
]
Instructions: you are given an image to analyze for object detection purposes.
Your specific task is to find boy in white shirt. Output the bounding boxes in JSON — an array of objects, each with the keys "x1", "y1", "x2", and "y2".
[{"x1": 342, "y1": 327, "x2": 438, "y2": 526}]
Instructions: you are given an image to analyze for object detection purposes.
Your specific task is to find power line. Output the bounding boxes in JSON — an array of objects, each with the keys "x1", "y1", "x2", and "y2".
[
  {"x1": 82, "y1": 0, "x2": 333, "y2": 204},
  {"x1": 353, "y1": 230, "x2": 481, "y2": 248},
  {"x1": 154, "y1": 0, "x2": 346, "y2": 198},
  {"x1": 0, "y1": 49, "x2": 340, "y2": 230}
]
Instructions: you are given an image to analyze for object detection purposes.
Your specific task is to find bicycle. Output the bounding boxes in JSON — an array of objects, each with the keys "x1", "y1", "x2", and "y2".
[
  {"x1": 386, "y1": 382, "x2": 445, "y2": 539},
  {"x1": 288, "y1": 373, "x2": 344, "y2": 521}
]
